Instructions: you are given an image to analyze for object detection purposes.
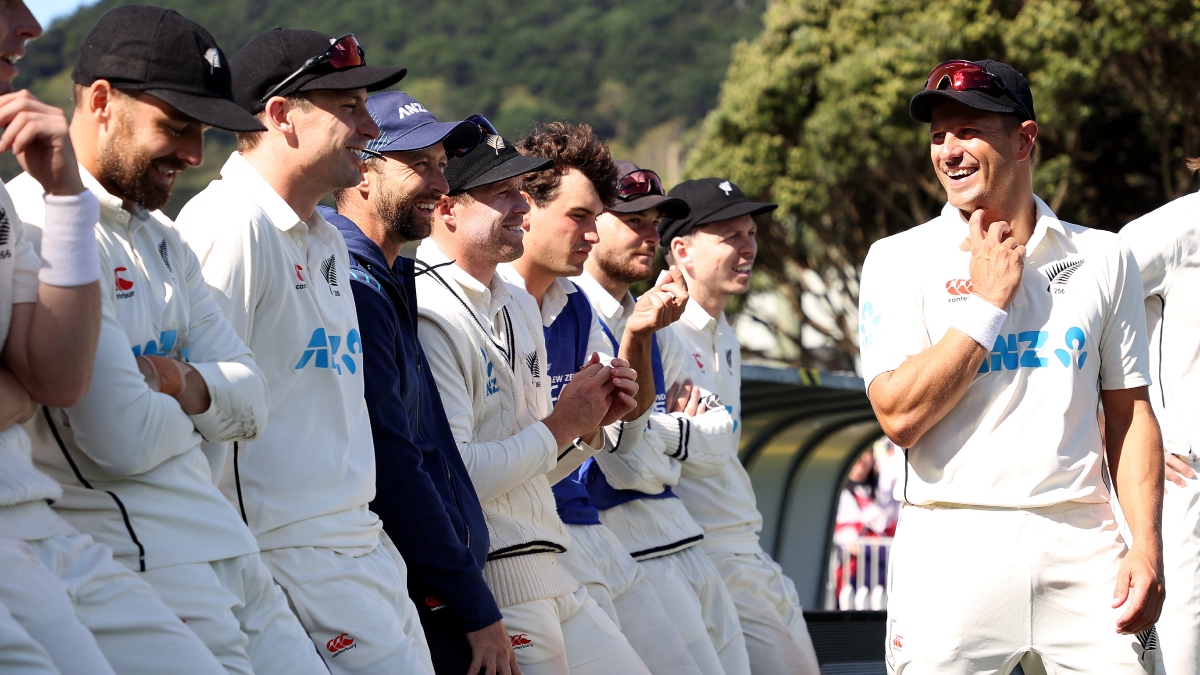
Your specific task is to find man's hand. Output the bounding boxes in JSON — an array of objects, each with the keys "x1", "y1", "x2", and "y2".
[
  {"x1": 623, "y1": 266, "x2": 689, "y2": 336},
  {"x1": 967, "y1": 209, "x2": 1025, "y2": 310},
  {"x1": 0, "y1": 367, "x2": 37, "y2": 431},
  {"x1": 0, "y1": 90, "x2": 85, "y2": 196},
  {"x1": 542, "y1": 358, "x2": 615, "y2": 447},
  {"x1": 464, "y1": 619, "x2": 520, "y2": 675},
  {"x1": 1165, "y1": 452, "x2": 1196, "y2": 489},
  {"x1": 1112, "y1": 544, "x2": 1165, "y2": 635},
  {"x1": 136, "y1": 356, "x2": 212, "y2": 416},
  {"x1": 598, "y1": 355, "x2": 638, "y2": 427},
  {"x1": 666, "y1": 380, "x2": 707, "y2": 416}
]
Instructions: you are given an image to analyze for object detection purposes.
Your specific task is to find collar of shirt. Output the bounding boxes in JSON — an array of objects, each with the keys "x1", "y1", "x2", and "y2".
[
  {"x1": 218, "y1": 152, "x2": 341, "y2": 250},
  {"x1": 681, "y1": 294, "x2": 720, "y2": 333},
  {"x1": 940, "y1": 194, "x2": 1066, "y2": 258},
  {"x1": 572, "y1": 270, "x2": 634, "y2": 329},
  {"x1": 80, "y1": 165, "x2": 149, "y2": 233},
  {"x1": 416, "y1": 238, "x2": 513, "y2": 321},
  {"x1": 497, "y1": 264, "x2": 579, "y2": 328}
]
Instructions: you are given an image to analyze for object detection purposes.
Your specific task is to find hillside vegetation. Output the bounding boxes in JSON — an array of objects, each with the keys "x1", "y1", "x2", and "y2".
[{"x1": 17, "y1": 0, "x2": 766, "y2": 215}]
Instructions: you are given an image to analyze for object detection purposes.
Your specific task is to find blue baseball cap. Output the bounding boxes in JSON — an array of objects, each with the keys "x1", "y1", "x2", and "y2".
[{"x1": 365, "y1": 91, "x2": 482, "y2": 155}]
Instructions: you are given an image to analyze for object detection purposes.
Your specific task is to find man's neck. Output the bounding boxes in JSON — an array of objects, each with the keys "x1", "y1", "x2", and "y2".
[
  {"x1": 342, "y1": 204, "x2": 406, "y2": 267},
  {"x1": 429, "y1": 232, "x2": 497, "y2": 287},
  {"x1": 960, "y1": 194, "x2": 1039, "y2": 246},
  {"x1": 510, "y1": 257, "x2": 556, "y2": 307},
  {"x1": 584, "y1": 262, "x2": 630, "y2": 302},
  {"x1": 243, "y1": 150, "x2": 322, "y2": 222},
  {"x1": 688, "y1": 280, "x2": 728, "y2": 321}
]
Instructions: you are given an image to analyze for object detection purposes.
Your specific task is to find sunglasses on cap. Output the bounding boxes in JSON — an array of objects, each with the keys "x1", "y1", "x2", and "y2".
[
  {"x1": 446, "y1": 114, "x2": 499, "y2": 157},
  {"x1": 616, "y1": 169, "x2": 665, "y2": 201},
  {"x1": 923, "y1": 60, "x2": 1033, "y2": 121},
  {"x1": 261, "y1": 34, "x2": 366, "y2": 103}
]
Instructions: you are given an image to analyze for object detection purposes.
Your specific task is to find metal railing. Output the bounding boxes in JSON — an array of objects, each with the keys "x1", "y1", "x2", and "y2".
[{"x1": 824, "y1": 536, "x2": 893, "y2": 611}]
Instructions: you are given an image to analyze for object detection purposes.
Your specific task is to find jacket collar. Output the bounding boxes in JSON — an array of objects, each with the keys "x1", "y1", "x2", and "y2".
[{"x1": 320, "y1": 206, "x2": 402, "y2": 285}]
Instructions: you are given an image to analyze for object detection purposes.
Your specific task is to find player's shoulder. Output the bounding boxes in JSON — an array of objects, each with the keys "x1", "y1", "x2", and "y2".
[
  {"x1": 865, "y1": 213, "x2": 957, "y2": 263},
  {"x1": 1120, "y1": 192, "x2": 1200, "y2": 243}
]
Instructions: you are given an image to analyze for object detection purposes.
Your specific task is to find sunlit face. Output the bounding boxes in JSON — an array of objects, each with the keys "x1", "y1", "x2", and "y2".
[
  {"x1": 292, "y1": 88, "x2": 379, "y2": 192},
  {"x1": 450, "y1": 176, "x2": 530, "y2": 266},
  {"x1": 368, "y1": 144, "x2": 449, "y2": 243},
  {"x1": 522, "y1": 169, "x2": 603, "y2": 277},
  {"x1": 95, "y1": 91, "x2": 207, "y2": 210},
  {"x1": 0, "y1": 1, "x2": 40, "y2": 94},
  {"x1": 928, "y1": 100, "x2": 1035, "y2": 214},
  {"x1": 592, "y1": 207, "x2": 661, "y2": 284},
  {"x1": 675, "y1": 215, "x2": 757, "y2": 296}
]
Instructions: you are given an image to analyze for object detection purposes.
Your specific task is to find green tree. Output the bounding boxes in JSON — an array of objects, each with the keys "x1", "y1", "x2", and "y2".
[
  {"x1": 14, "y1": 0, "x2": 767, "y2": 216},
  {"x1": 688, "y1": 0, "x2": 1200, "y2": 371}
]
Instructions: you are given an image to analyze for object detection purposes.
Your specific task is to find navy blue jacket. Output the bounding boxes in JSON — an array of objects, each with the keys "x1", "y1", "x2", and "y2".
[{"x1": 323, "y1": 207, "x2": 500, "y2": 632}]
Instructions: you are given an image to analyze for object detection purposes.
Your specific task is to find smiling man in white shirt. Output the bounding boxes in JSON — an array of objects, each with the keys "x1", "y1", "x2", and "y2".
[
  {"x1": 1120, "y1": 184, "x2": 1200, "y2": 675},
  {"x1": 860, "y1": 59, "x2": 1163, "y2": 674},
  {"x1": 174, "y1": 28, "x2": 434, "y2": 675},
  {"x1": 11, "y1": 8, "x2": 327, "y2": 674}
]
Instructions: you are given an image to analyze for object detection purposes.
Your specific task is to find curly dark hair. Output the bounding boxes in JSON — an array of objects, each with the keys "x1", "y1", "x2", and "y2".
[{"x1": 516, "y1": 121, "x2": 619, "y2": 208}]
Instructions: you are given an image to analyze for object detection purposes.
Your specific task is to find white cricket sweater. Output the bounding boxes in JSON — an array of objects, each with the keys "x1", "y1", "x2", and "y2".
[
  {"x1": 415, "y1": 240, "x2": 578, "y2": 608},
  {"x1": 572, "y1": 272, "x2": 737, "y2": 560},
  {"x1": 11, "y1": 169, "x2": 265, "y2": 570},
  {"x1": 0, "y1": 184, "x2": 96, "y2": 541},
  {"x1": 175, "y1": 153, "x2": 381, "y2": 554}
]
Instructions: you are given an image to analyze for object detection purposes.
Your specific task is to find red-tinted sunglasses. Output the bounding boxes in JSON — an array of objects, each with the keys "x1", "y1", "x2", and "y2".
[
  {"x1": 261, "y1": 34, "x2": 366, "y2": 102},
  {"x1": 447, "y1": 114, "x2": 499, "y2": 157},
  {"x1": 923, "y1": 60, "x2": 1032, "y2": 120},
  {"x1": 617, "y1": 169, "x2": 664, "y2": 201}
]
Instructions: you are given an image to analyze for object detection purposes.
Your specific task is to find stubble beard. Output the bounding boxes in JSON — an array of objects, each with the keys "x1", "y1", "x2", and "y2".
[
  {"x1": 376, "y1": 183, "x2": 431, "y2": 242},
  {"x1": 95, "y1": 111, "x2": 182, "y2": 212},
  {"x1": 595, "y1": 246, "x2": 653, "y2": 286}
]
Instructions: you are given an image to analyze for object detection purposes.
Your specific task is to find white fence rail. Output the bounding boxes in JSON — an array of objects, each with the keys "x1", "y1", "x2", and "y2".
[{"x1": 824, "y1": 536, "x2": 893, "y2": 610}]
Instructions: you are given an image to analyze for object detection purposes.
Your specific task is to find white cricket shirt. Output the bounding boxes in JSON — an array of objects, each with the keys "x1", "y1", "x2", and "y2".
[
  {"x1": 11, "y1": 168, "x2": 264, "y2": 569},
  {"x1": 667, "y1": 297, "x2": 764, "y2": 553},
  {"x1": 175, "y1": 152, "x2": 381, "y2": 553},
  {"x1": 1120, "y1": 192, "x2": 1200, "y2": 460},
  {"x1": 860, "y1": 196, "x2": 1151, "y2": 507}
]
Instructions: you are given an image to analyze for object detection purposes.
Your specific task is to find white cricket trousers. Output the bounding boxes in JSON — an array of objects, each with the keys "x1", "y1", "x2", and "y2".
[
  {"x1": 1156, "y1": 457, "x2": 1200, "y2": 675},
  {"x1": 499, "y1": 584, "x2": 651, "y2": 675},
  {"x1": 0, "y1": 533, "x2": 225, "y2": 674},
  {"x1": 886, "y1": 502, "x2": 1157, "y2": 674},
  {"x1": 640, "y1": 545, "x2": 751, "y2": 675},
  {"x1": 708, "y1": 548, "x2": 821, "y2": 675},
  {"x1": 260, "y1": 532, "x2": 434, "y2": 674},
  {"x1": 136, "y1": 553, "x2": 327, "y2": 675},
  {"x1": 559, "y1": 523, "x2": 702, "y2": 674}
]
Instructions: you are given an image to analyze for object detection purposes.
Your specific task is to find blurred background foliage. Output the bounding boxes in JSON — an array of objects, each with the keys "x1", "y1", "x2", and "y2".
[
  {"x1": 13, "y1": 0, "x2": 767, "y2": 215},
  {"x1": 687, "y1": 0, "x2": 1200, "y2": 369},
  {"x1": 14, "y1": 0, "x2": 1200, "y2": 371}
]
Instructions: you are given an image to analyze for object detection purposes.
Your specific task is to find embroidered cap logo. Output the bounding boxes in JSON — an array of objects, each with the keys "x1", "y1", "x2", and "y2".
[
  {"x1": 718, "y1": 180, "x2": 733, "y2": 195},
  {"x1": 203, "y1": 47, "x2": 220, "y2": 74}
]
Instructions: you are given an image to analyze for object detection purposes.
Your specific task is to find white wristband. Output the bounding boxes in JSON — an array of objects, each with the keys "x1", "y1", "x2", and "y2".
[
  {"x1": 950, "y1": 294, "x2": 1007, "y2": 348},
  {"x1": 39, "y1": 192, "x2": 101, "y2": 287}
]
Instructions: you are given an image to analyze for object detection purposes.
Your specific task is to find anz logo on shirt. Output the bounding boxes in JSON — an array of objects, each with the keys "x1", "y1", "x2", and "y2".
[
  {"x1": 481, "y1": 348, "x2": 499, "y2": 396},
  {"x1": 295, "y1": 327, "x2": 361, "y2": 375},
  {"x1": 131, "y1": 330, "x2": 187, "y2": 360},
  {"x1": 978, "y1": 326, "x2": 1089, "y2": 374}
]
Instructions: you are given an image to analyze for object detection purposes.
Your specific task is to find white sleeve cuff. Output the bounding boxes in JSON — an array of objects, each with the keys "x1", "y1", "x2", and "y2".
[
  {"x1": 38, "y1": 192, "x2": 101, "y2": 287},
  {"x1": 950, "y1": 294, "x2": 1007, "y2": 349}
]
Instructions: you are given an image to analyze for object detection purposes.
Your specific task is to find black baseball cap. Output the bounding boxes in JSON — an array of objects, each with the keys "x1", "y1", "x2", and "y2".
[
  {"x1": 73, "y1": 5, "x2": 264, "y2": 132},
  {"x1": 909, "y1": 59, "x2": 1037, "y2": 124},
  {"x1": 444, "y1": 133, "x2": 554, "y2": 194},
  {"x1": 610, "y1": 160, "x2": 689, "y2": 219},
  {"x1": 657, "y1": 177, "x2": 776, "y2": 245},
  {"x1": 232, "y1": 29, "x2": 406, "y2": 115}
]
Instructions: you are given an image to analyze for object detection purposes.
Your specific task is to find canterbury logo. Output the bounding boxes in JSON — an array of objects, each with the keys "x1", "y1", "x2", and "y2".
[
  {"x1": 326, "y1": 633, "x2": 355, "y2": 656},
  {"x1": 525, "y1": 351, "x2": 540, "y2": 378},
  {"x1": 510, "y1": 633, "x2": 532, "y2": 649},
  {"x1": 158, "y1": 239, "x2": 174, "y2": 276},
  {"x1": 945, "y1": 278, "x2": 973, "y2": 295},
  {"x1": 1044, "y1": 259, "x2": 1084, "y2": 287}
]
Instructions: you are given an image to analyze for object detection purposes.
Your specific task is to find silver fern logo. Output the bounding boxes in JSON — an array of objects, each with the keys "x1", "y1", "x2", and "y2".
[
  {"x1": 486, "y1": 135, "x2": 505, "y2": 155},
  {"x1": 158, "y1": 239, "x2": 174, "y2": 277},
  {"x1": 718, "y1": 180, "x2": 733, "y2": 195},
  {"x1": 1043, "y1": 258, "x2": 1084, "y2": 293},
  {"x1": 525, "y1": 351, "x2": 540, "y2": 378},
  {"x1": 320, "y1": 255, "x2": 341, "y2": 296},
  {"x1": 203, "y1": 48, "x2": 221, "y2": 73},
  {"x1": 0, "y1": 207, "x2": 9, "y2": 246}
]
